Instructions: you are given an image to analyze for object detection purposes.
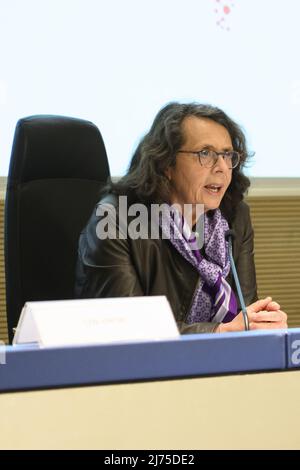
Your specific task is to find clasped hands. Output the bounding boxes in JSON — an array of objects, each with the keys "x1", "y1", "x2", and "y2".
[{"x1": 217, "y1": 297, "x2": 288, "y2": 333}]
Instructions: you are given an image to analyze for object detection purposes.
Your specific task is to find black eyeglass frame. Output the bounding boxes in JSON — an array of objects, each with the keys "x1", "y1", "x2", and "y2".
[{"x1": 177, "y1": 149, "x2": 242, "y2": 169}]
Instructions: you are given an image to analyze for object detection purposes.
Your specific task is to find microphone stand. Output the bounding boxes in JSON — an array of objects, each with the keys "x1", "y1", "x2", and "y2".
[{"x1": 225, "y1": 230, "x2": 250, "y2": 331}]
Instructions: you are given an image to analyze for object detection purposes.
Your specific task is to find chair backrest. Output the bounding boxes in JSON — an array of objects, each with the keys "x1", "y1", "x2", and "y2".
[{"x1": 5, "y1": 115, "x2": 110, "y2": 342}]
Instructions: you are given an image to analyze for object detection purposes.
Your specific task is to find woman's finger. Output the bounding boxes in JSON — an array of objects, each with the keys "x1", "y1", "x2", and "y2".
[
  {"x1": 250, "y1": 309, "x2": 287, "y2": 323},
  {"x1": 247, "y1": 297, "x2": 272, "y2": 314},
  {"x1": 266, "y1": 301, "x2": 280, "y2": 311}
]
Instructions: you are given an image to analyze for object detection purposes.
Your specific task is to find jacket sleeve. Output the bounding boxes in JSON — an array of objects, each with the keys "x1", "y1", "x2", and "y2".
[
  {"x1": 177, "y1": 321, "x2": 220, "y2": 334},
  {"x1": 233, "y1": 201, "x2": 258, "y2": 307},
  {"x1": 75, "y1": 203, "x2": 144, "y2": 299}
]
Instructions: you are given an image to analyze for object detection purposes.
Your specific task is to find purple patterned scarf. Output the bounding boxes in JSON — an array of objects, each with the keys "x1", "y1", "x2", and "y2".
[{"x1": 160, "y1": 207, "x2": 238, "y2": 324}]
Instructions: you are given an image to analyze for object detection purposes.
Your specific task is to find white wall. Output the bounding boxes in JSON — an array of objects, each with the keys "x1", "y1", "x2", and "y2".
[{"x1": 1, "y1": 0, "x2": 300, "y2": 177}]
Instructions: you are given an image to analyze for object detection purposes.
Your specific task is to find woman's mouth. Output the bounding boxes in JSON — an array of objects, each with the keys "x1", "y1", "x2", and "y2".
[{"x1": 204, "y1": 184, "x2": 222, "y2": 195}]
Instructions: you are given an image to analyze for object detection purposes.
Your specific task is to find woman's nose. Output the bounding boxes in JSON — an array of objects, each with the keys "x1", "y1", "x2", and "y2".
[{"x1": 212, "y1": 155, "x2": 228, "y2": 172}]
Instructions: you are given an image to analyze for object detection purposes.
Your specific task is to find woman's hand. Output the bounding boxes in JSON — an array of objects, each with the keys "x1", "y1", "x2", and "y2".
[{"x1": 217, "y1": 297, "x2": 288, "y2": 333}]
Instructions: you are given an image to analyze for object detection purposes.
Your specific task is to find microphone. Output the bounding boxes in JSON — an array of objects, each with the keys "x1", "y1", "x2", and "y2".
[{"x1": 225, "y1": 230, "x2": 250, "y2": 331}]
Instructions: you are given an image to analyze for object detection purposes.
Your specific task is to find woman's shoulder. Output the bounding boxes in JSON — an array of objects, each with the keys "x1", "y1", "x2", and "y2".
[
  {"x1": 97, "y1": 192, "x2": 119, "y2": 209},
  {"x1": 231, "y1": 199, "x2": 253, "y2": 240},
  {"x1": 234, "y1": 199, "x2": 251, "y2": 220},
  {"x1": 97, "y1": 189, "x2": 141, "y2": 209}
]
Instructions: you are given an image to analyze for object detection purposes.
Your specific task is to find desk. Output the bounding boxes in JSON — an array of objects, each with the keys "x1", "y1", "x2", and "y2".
[
  {"x1": 1, "y1": 329, "x2": 300, "y2": 449},
  {"x1": 0, "y1": 369, "x2": 300, "y2": 449},
  {"x1": 0, "y1": 330, "x2": 288, "y2": 392}
]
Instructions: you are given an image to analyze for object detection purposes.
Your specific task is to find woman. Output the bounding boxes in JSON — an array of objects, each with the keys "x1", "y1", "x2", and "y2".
[{"x1": 75, "y1": 102, "x2": 287, "y2": 333}]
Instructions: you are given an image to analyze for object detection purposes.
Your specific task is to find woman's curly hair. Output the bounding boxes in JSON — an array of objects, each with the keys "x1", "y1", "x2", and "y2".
[{"x1": 108, "y1": 102, "x2": 252, "y2": 223}]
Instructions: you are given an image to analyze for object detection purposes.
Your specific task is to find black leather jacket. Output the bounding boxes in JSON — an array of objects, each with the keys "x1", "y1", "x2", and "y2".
[{"x1": 74, "y1": 194, "x2": 257, "y2": 334}]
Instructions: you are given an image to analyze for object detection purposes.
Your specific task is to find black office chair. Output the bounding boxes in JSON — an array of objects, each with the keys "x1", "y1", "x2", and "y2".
[{"x1": 5, "y1": 115, "x2": 110, "y2": 343}]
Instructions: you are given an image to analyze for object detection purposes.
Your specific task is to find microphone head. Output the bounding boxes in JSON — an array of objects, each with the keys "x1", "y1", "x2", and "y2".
[{"x1": 225, "y1": 229, "x2": 236, "y2": 241}]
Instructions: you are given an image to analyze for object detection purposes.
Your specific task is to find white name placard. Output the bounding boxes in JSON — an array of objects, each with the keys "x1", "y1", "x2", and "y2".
[{"x1": 13, "y1": 296, "x2": 179, "y2": 347}]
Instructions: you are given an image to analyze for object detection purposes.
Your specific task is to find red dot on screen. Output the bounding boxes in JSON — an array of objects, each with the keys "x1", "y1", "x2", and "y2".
[{"x1": 224, "y1": 6, "x2": 231, "y2": 14}]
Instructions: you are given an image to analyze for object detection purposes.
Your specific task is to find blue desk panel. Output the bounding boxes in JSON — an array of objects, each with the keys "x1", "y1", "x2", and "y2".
[{"x1": 0, "y1": 330, "x2": 286, "y2": 393}]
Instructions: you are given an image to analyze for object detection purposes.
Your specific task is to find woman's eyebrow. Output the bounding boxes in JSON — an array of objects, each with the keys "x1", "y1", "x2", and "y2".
[{"x1": 196, "y1": 144, "x2": 234, "y2": 151}]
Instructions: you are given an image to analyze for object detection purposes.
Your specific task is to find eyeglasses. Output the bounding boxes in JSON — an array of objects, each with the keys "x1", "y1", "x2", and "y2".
[{"x1": 177, "y1": 149, "x2": 241, "y2": 169}]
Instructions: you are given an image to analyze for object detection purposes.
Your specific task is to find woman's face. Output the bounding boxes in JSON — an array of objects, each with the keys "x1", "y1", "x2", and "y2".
[{"x1": 166, "y1": 116, "x2": 233, "y2": 213}]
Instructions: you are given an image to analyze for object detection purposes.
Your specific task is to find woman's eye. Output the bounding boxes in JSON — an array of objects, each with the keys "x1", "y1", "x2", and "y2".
[{"x1": 200, "y1": 150, "x2": 210, "y2": 157}]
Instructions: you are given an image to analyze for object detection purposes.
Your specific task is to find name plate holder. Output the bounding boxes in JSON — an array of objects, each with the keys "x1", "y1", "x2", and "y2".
[{"x1": 13, "y1": 296, "x2": 179, "y2": 347}]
